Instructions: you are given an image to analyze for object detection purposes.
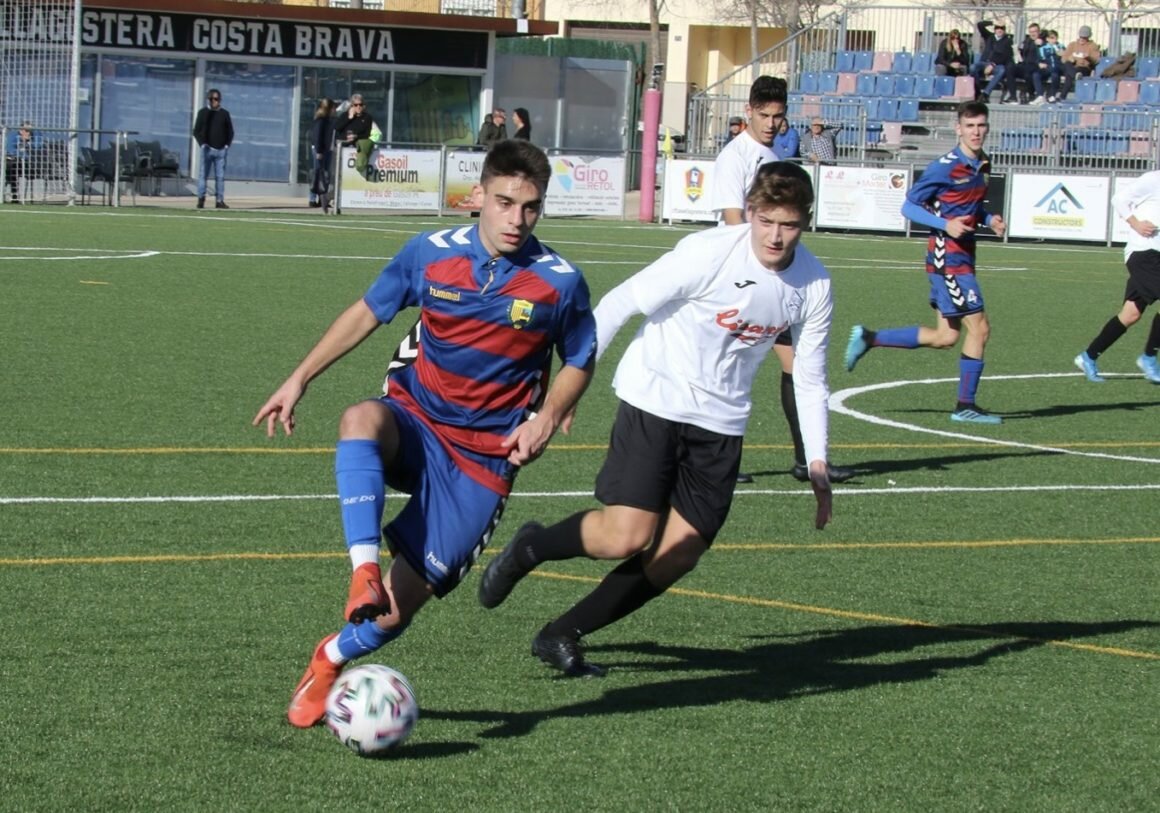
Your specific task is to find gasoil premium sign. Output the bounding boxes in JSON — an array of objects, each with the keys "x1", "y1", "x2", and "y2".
[{"x1": 0, "y1": 4, "x2": 488, "y2": 68}]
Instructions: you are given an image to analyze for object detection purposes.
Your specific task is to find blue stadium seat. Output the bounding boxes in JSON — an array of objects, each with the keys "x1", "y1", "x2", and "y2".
[
  {"x1": 836, "y1": 50, "x2": 856, "y2": 72},
  {"x1": 800, "y1": 72, "x2": 819, "y2": 94},
  {"x1": 1093, "y1": 56, "x2": 1117, "y2": 78},
  {"x1": 854, "y1": 51, "x2": 874, "y2": 72},
  {"x1": 862, "y1": 98, "x2": 880, "y2": 119},
  {"x1": 819, "y1": 71, "x2": 839, "y2": 94},
  {"x1": 894, "y1": 75, "x2": 916, "y2": 96},
  {"x1": 912, "y1": 51, "x2": 936, "y2": 74},
  {"x1": 1120, "y1": 104, "x2": 1151, "y2": 130},
  {"x1": 1067, "y1": 129, "x2": 1129, "y2": 156},
  {"x1": 1000, "y1": 128, "x2": 1045, "y2": 152},
  {"x1": 1073, "y1": 78, "x2": 1097, "y2": 103},
  {"x1": 914, "y1": 75, "x2": 937, "y2": 98},
  {"x1": 856, "y1": 73, "x2": 877, "y2": 95},
  {"x1": 934, "y1": 75, "x2": 956, "y2": 97},
  {"x1": 1140, "y1": 80, "x2": 1160, "y2": 105},
  {"x1": 822, "y1": 97, "x2": 845, "y2": 121},
  {"x1": 892, "y1": 52, "x2": 913, "y2": 73},
  {"x1": 875, "y1": 74, "x2": 896, "y2": 95},
  {"x1": 898, "y1": 98, "x2": 919, "y2": 121},
  {"x1": 1095, "y1": 79, "x2": 1118, "y2": 103},
  {"x1": 1137, "y1": 58, "x2": 1160, "y2": 80},
  {"x1": 1101, "y1": 105, "x2": 1124, "y2": 130},
  {"x1": 877, "y1": 98, "x2": 900, "y2": 120}
]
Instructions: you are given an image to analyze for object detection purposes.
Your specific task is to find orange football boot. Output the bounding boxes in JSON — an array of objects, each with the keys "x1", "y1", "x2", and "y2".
[
  {"x1": 287, "y1": 634, "x2": 341, "y2": 728},
  {"x1": 345, "y1": 562, "x2": 391, "y2": 623}
]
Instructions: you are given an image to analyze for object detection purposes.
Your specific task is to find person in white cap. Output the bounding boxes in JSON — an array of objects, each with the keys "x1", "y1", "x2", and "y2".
[{"x1": 1061, "y1": 25, "x2": 1101, "y2": 100}]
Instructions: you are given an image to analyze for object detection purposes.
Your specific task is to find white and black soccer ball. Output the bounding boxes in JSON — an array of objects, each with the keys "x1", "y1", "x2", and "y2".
[{"x1": 324, "y1": 664, "x2": 419, "y2": 756}]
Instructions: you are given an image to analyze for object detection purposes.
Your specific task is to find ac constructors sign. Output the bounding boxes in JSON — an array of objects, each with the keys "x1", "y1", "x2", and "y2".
[
  {"x1": 1008, "y1": 173, "x2": 1109, "y2": 241},
  {"x1": 545, "y1": 156, "x2": 625, "y2": 217}
]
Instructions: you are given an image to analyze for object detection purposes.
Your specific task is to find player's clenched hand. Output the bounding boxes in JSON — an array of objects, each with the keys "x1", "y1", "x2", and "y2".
[
  {"x1": 989, "y1": 214, "x2": 1007, "y2": 237},
  {"x1": 1131, "y1": 217, "x2": 1157, "y2": 238},
  {"x1": 501, "y1": 415, "x2": 555, "y2": 466},
  {"x1": 808, "y1": 461, "x2": 833, "y2": 530},
  {"x1": 253, "y1": 379, "x2": 305, "y2": 438},
  {"x1": 945, "y1": 216, "x2": 975, "y2": 239}
]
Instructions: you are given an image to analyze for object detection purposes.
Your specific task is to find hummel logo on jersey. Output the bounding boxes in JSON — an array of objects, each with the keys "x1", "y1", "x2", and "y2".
[{"x1": 734, "y1": 280, "x2": 757, "y2": 288}]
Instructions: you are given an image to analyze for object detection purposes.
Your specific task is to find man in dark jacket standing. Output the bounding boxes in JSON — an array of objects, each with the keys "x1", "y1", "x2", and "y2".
[
  {"x1": 193, "y1": 88, "x2": 234, "y2": 209},
  {"x1": 476, "y1": 107, "x2": 507, "y2": 150},
  {"x1": 970, "y1": 21, "x2": 1014, "y2": 103}
]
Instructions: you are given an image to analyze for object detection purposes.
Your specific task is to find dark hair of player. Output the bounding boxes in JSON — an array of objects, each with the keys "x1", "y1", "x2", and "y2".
[
  {"x1": 749, "y1": 75, "x2": 788, "y2": 108},
  {"x1": 480, "y1": 139, "x2": 551, "y2": 193},
  {"x1": 749, "y1": 161, "x2": 814, "y2": 215},
  {"x1": 956, "y1": 100, "x2": 989, "y2": 120}
]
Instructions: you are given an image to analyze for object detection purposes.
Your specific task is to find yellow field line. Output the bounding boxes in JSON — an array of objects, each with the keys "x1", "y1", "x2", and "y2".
[{"x1": 3, "y1": 440, "x2": 1160, "y2": 454}]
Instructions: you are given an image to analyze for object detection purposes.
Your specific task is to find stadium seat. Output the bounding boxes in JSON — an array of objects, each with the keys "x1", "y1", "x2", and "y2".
[
  {"x1": 1130, "y1": 131, "x2": 1152, "y2": 155},
  {"x1": 854, "y1": 51, "x2": 873, "y2": 72},
  {"x1": 872, "y1": 51, "x2": 894, "y2": 72},
  {"x1": 859, "y1": 98, "x2": 879, "y2": 119},
  {"x1": 875, "y1": 74, "x2": 896, "y2": 96},
  {"x1": 894, "y1": 75, "x2": 916, "y2": 96},
  {"x1": 802, "y1": 95, "x2": 822, "y2": 117},
  {"x1": 836, "y1": 50, "x2": 856, "y2": 73},
  {"x1": 1121, "y1": 105, "x2": 1150, "y2": 129},
  {"x1": 934, "y1": 75, "x2": 956, "y2": 97},
  {"x1": 856, "y1": 73, "x2": 877, "y2": 96},
  {"x1": 898, "y1": 98, "x2": 919, "y2": 121},
  {"x1": 1079, "y1": 103, "x2": 1105, "y2": 127},
  {"x1": 819, "y1": 71, "x2": 839, "y2": 93},
  {"x1": 1101, "y1": 105, "x2": 1124, "y2": 130},
  {"x1": 1093, "y1": 56, "x2": 1117, "y2": 79},
  {"x1": 1140, "y1": 80, "x2": 1160, "y2": 105},
  {"x1": 1116, "y1": 80, "x2": 1140, "y2": 103},
  {"x1": 1137, "y1": 57, "x2": 1160, "y2": 80},
  {"x1": 881, "y1": 121, "x2": 903, "y2": 144},
  {"x1": 800, "y1": 72, "x2": 819, "y2": 94},
  {"x1": 914, "y1": 75, "x2": 937, "y2": 98},
  {"x1": 892, "y1": 52, "x2": 913, "y2": 74},
  {"x1": 837, "y1": 72, "x2": 857, "y2": 94},
  {"x1": 1000, "y1": 128, "x2": 1046, "y2": 152},
  {"x1": 877, "y1": 98, "x2": 900, "y2": 120},
  {"x1": 952, "y1": 75, "x2": 975, "y2": 98},
  {"x1": 1095, "y1": 79, "x2": 1118, "y2": 103},
  {"x1": 1074, "y1": 78, "x2": 1097, "y2": 103},
  {"x1": 912, "y1": 51, "x2": 936, "y2": 74}
]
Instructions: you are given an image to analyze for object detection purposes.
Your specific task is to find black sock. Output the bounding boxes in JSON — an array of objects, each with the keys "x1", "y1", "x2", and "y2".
[
  {"x1": 1145, "y1": 314, "x2": 1160, "y2": 357},
  {"x1": 780, "y1": 372, "x2": 806, "y2": 466},
  {"x1": 544, "y1": 554, "x2": 665, "y2": 639},
  {"x1": 513, "y1": 510, "x2": 589, "y2": 570},
  {"x1": 1086, "y1": 316, "x2": 1128, "y2": 359}
]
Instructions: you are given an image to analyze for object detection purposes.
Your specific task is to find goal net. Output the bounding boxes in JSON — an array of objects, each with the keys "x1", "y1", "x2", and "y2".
[{"x1": 0, "y1": 0, "x2": 82, "y2": 203}]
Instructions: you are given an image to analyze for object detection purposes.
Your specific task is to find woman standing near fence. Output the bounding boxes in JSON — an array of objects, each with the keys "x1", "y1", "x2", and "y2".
[
  {"x1": 512, "y1": 107, "x2": 532, "y2": 141},
  {"x1": 309, "y1": 98, "x2": 335, "y2": 211}
]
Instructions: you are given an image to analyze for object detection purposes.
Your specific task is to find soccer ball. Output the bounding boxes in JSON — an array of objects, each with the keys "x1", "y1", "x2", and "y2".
[{"x1": 324, "y1": 664, "x2": 419, "y2": 756}]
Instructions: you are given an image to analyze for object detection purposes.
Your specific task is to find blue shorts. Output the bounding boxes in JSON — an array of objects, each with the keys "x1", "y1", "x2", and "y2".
[
  {"x1": 928, "y1": 272, "x2": 984, "y2": 318},
  {"x1": 380, "y1": 400, "x2": 507, "y2": 598}
]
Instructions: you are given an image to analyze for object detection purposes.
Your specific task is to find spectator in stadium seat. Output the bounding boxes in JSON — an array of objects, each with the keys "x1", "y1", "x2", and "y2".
[
  {"x1": 1061, "y1": 25, "x2": 1101, "y2": 101},
  {"x1": 476, "y1": 107, "x2": 507, "y2": 149},
  {"x1": 846, "y1": 100, "x2": 1009, "y2": 425},
  {"x1": 511, "y1": 107, "x2": 532, "y2": 141},
  {"x1": 4, "y1": 120, "x2": 40, "y2": 204},
  {"x1": 802, "y1": 117, "x2": 839, "y2": 164},
  {"x1": 192, "y1": 89, "x2": 234, "y2": 209},
  {"x1": 334, "y1": 93, "x2": 375, "y2": 175},
  {"x1": 935, "y1": 29, "x2": 971, "y2": 77},
  {"x1": 1029, "y1": 30, "x2": 1065, "y2": 105},
  {"x1": 970, "y1": 21, "x2": 1014, "y2": 103},
  {"x1": 1011, "y1": 22, "x2": 1043, "y2": 104},
  {"x1": 477, "y1": 163, "x2": 837, "y2": 677},
  {"x1": 773, "y1": 116, "x2": 799, "y2": 158},
  {"x1": 1073, "y1": 171, "x2": 1160, "y2": 385}
]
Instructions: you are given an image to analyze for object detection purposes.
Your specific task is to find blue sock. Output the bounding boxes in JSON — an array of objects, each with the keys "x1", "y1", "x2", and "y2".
[
  {"x1": 958, "y1": 355, "x2": 985, "y2": 405},
  {"x1": 872, "y1": 326, "x2": 920, "y2": 349},
  {"x1": 336, "y1": 439, "x2": 386, "y2": 552},
  {"x1": 335, "y1": 620, "x2": 406, "y2": 662}
]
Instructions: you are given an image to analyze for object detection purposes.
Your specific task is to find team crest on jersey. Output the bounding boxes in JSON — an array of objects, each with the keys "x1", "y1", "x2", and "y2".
[
  {"x1": 685, "y1": 167, "x2": 705, "y2": 202},
  {"x1": 509, "y1": 299, "x2": 535, "y2": 329}
]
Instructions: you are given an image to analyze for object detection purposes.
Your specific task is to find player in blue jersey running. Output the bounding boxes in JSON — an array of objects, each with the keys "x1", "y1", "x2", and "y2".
[
  {"x1": 845, "y1": 100, "x2": 1007, "y2": 424},
  {"x1": 253, "y1": 140, "x2": 597, "y2": 728}
]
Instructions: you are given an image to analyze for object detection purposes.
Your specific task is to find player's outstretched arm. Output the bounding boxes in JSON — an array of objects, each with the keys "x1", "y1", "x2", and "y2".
[
  {"x1": 252, "y1": 298, "x2": 381, "y2": 437},
  {"x1": 502, "y1": 361, "x2": 594, "y2": 466}
]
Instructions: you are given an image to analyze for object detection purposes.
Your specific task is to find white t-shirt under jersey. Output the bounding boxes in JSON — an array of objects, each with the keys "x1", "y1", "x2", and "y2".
[
  {"x1": 1112, "y1": 170, "x2": 1160, "y2": 261},
  {"x1": 594, "y1": 225, "x2": 833, "y2": 465},
  {"x1": 709, "y1": 131, "x2": 777, "y2": 224}
]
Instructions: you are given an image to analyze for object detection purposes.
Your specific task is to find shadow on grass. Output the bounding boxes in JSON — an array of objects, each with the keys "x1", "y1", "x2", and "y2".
[
  {"x1": 891, "y1": 398, "x2": 1158, "y2": 420},
  {"x1": 424, "y1": 619, "x2": 1156, "y2": 741},
  {"x1": 743, "y1": 449, "x2": 1061, "y2": 481}
]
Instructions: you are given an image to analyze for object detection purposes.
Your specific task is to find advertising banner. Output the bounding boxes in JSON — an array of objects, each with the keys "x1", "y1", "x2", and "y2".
[
  {"x1": 545, "y1": 155, "x2": 626, "y2": 217},
  {"x1": 661, "y1": 158, "x2": 716, "y2": 223},
  {"x1": 338, "y1": 147, "x2": 440, "y2": 211},
  {"x1": 1007, "y1": 173, "x2": 1110, "y2": 241},
  {"x1": 815, "y1": 166, "x2": 908, "y2": 232},
  {"x1": 443, "y1": 150, "x2": 484, "y2": 212}
]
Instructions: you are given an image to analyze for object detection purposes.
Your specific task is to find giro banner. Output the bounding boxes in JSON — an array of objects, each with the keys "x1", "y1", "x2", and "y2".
[
  {"x1": 545, "y1": 155, "x2": 626, "y2": 217},
  {"x1": 816, "y1": 165, "x2": 909, "y2": 232},
  {"x1": 661, "y1": 158, "x2": 716, "y2": 223},
  {"x1": 338, "y1": 147, "x2": 440, "y2": 211},
  {"x1": 1007, "y1": 173, "x2": 1110, "y2": 241}
]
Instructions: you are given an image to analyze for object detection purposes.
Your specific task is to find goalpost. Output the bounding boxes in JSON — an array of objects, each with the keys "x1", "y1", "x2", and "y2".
[{"x1": 0, "y1": 0, "x2": 83, "y2": 203}]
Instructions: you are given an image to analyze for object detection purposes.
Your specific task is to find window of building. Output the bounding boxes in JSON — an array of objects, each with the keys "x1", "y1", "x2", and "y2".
[
  {"x1": 97, "y1": 56, "x2": 195, "y2": 172},
  {"x1": 391, "y1": 72, "x2": 481, "y2": 147},
  {"x1": 204, "y1": 62, "x2": 296, "y2": 182}
]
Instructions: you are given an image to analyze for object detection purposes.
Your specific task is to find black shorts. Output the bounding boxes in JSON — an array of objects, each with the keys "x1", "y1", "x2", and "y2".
[
  {"x1": 1125, "y1": 249, "x2": 1160, "y2": 307},
  {"x1": 594, "y1": 400, "x2": 742, "y2": 543},
  {"x1": 774, "y1": 330, "x2": 792, "y2": 347}
]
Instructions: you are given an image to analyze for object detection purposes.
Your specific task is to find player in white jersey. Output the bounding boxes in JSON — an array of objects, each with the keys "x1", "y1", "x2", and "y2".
[
  {"x1": 710, "y1": 76, "x2": 853, "y2": 484},
  {"x1": 479, "y1": 163, "x2": 836, "y2": 676},
  {"x1": 1073, "y1": 171, "x2": 1160, "y2": 383}
]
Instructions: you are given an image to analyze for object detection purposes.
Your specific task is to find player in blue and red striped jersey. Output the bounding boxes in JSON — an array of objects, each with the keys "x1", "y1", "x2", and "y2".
[
  {"x1": 844, "y1": 101, "x2": 1008, "y2": 425},
  {"x1": 253, "y1": 140, "x2": 596, "y2": 728}
]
